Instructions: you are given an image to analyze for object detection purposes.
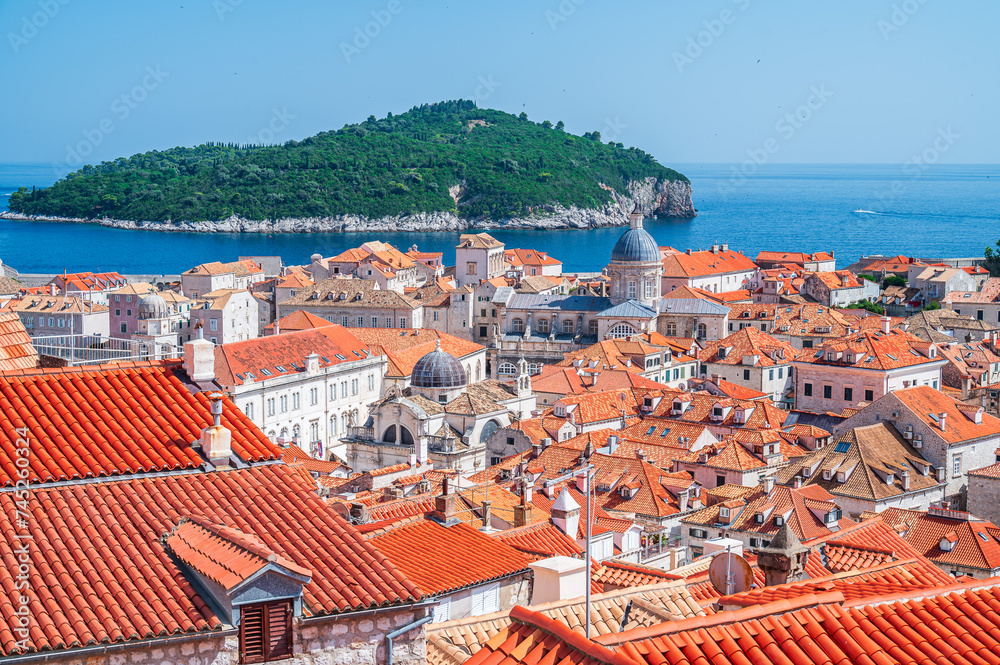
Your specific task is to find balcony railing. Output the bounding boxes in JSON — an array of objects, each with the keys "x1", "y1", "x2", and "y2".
[{"x1": 31, "y1": 334, "x2": 181, "y2": 366}]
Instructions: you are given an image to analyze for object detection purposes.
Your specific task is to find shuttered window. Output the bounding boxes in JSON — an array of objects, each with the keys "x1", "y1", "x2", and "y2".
[
  {"x1": 240, "y1": 601, "x2": 292, "y2": 663},
  {"x1": 471, "y1": 582, "x2": 500, "y2": 616}
]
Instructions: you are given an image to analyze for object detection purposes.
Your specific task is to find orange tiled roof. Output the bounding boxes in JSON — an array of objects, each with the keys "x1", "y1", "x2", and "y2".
[
  {"x1": 264, "y1": 309, "x2": 335, "y2": 333},
  {"x1": 281, "y1": 444, "x2": 347, "y2": 474},
  {"x1": 164, "y1": 514, "x2": 313, "y2": 590},
  {"x1": 0, "y1": 363, "x2": 280, "y2": 487},
  {"x1": 969, "y1": 461, "x2": 1000, "y2": 479},
  {"x1": 505, "y1": 248, "x2": 562, "y2": 267},
  {"x1": 0, "y1": 465, "x2": 421, "y2": 657},
  {"x1": 660, "y1": 248, "x2": 757, "y2": 279},
  {"x1": 699, "y1": 326, "x2": 795, "y2": 367},
  {"x1": 493, "y1": 522, "x2": 583, "y2": 560},
  {"x1": 0, "y1": 311, "x2": 38, "y2": 372},
  {"x1": 215, "y1": 325, "x2": 371, "y2": 387},
  {"x1": 592, "y1": 560, "x2": 681, "y2": 588},
  {"x1": 808, "y1": 269, "x2": 864, "y2": 290},
  {"x1": 348, "y1": 328, "x2": 483, "y2": 378},
  {"x1": 533, "y1": 366, "x2": 668, "y2": 397},
  {"x1": 755, "y1": 250, "x2": 833, "y2": 265},
  {"x1": 369, "y1": 520, "x2": 532, "y2": 596},
  {"x1": 877, "y1": 507, "x2": 1000, "y2": 572},
  {"x1": 891, "y1": 385, "x2": 1000, "y2": 444},
  {"x1": 794, "y1": 328, "x2": 940, "y2": 371}
]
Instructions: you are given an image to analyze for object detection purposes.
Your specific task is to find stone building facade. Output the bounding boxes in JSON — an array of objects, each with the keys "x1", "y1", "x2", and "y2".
[{"x1": 967, "y1": 462, "x2": 1000, "y2": 524}]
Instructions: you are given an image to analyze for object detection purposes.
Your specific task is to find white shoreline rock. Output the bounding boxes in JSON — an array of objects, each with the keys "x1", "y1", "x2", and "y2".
[{"x1": 1, "y1": 178, "x2": 694, "y2": 234}]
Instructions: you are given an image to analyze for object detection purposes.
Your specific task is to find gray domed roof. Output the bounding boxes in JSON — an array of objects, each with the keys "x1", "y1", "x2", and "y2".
[
  {"x1": 610, "y1": 226, "x2": 660, "y2": 263},
  {"x1": 138, "y1": 293, "x2": 169, "y2": 320},
  {"x1": 412, "y1": 341, "x2": 467, "y2": 389}
]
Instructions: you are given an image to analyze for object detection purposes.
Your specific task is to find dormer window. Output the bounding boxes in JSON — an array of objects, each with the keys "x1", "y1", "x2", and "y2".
[
  {"x1": 775, "y1": 516, "x2": 784, "y2": 527},
  {"x1": 719, "y1": 506, "x2": 730, "y2": 518},
  {"x1": 755, "y1": 513, "x2": 764, "y2": 524}
]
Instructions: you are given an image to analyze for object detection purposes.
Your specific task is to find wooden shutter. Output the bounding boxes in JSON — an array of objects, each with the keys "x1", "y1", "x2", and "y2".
[
  {"x1": 267, "y1": 601, "x2": 293, "y2": 660},
  {"x1": 240, "y1": 604, "x2": 266, "y2": 664}
]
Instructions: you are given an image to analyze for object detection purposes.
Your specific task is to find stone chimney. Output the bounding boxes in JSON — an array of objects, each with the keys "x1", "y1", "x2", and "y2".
[
  {"x1": 635, "y1": 448, "x2": 647, "y2": 462},
  {"x1": 200, "y1": 392, "x2": 232, "y2": 467},
  {"x1": 513, "y1": 491, "x2": 532, "y2": 527},
  {"x1": 431, "y1": 477, "x2": 458, "y2": 526},
  {"x1": 349, "y1": 501, "x2": 369, "y2": 524},
  {"x1": 274, "y1": 319, "x2": 280, "y2": 336},
  {"x1": 306, "y1": 351, "x2": 320, "y2": 374},
  {"x1": 763, "y1": 475, "x2": 774, "y2": 494},
  {"x1": 184, "y1": 327, "x2": 216, "y2": 383},
  {"x1": 550, "y1": 488, "x2": 580, "y2": 538},
  {"x1": 881, "y1": 316, "x2": 891, "y2": 334},
  {"x1": 757, "y1": 523, "x2": 809, "y2": 586},
  {"x1": 901, "y1": 469, "x2": 911, "y2": 491}
]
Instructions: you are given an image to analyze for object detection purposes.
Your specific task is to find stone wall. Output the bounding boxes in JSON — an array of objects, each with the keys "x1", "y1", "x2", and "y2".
[
  {"x1": 968, "y1": 473, "x2": 1000, "y2": 524},
  {"x1": 32, "y1": 607, "x2": 427, "y2": 665}
]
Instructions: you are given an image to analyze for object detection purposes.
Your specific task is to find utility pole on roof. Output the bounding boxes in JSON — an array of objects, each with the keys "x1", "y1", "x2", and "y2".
[{"x1": 543, "y1": 463, "x2": 595, "y2": 638}]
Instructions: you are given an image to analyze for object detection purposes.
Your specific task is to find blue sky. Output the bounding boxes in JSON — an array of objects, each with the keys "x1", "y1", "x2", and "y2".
[{"x1": 1, "y1": 0, "x2": 996, "y2": 168}]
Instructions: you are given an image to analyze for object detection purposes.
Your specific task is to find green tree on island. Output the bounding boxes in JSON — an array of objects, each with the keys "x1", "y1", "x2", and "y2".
[{"x1": 8, "y1": 100, "x2": 687, "y2": 223}]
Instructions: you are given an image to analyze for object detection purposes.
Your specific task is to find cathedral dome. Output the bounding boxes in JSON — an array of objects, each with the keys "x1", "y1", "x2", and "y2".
[
  {"x1": 138, "y1": 293, "x2": 169, "y2": 320},
  {"x1": 411, "y1": 340, "x2": 467, "y2": 389},
  {"x1": 610, "y1": 226, "x2": 660, "y2": 263}
]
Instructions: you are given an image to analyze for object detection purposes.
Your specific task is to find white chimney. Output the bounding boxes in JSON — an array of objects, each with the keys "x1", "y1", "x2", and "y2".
[
  {"x1": 550, "y1": 488, "x2": 580, "y2": 538},
  {"x1": 274, "y1": 319, "x2": 280, "y2": 336},
  {"x1": 184, "y1": 336, "x2": 216, "y2": 383},
  {"x1": 938, "y1": 412, "x2": 947, "y2": 431},
  {"x1": 881, "y1": 316, "x2": 891, "y2": 333},
  {"x1": 901, "y1": 470, "x2": 911, "y2": 491},
  {"x1": 200, "y1": 392, "x2": 232, "y2": 466},
  {"x1": 763, "y1": 475, "x2": 775, "y2": 494},
  {"x1": 528, "y1": 556, "x2": 587, "y2": 605},
  {"x1": 306, "y1": 351, "x2": 320, "y2": 374}
]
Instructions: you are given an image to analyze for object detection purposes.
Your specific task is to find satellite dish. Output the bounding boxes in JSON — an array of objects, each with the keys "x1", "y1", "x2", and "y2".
[{"x1": 708, "y1": 551, "x2": 753, "y2": 596}]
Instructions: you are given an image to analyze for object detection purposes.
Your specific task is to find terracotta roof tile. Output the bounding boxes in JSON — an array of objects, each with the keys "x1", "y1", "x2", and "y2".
[
  {"x1": 493, "y1": 522, "x2": 583, "y2": 560},
  {"x1": 369, "y1": 520, "x2": 532, "y2": 596},
  {"x1": 0, "y1": 311, "x2": 38, "y2": 372},
  {"x1": 0, "y1": 363, "x2": 281, "y2": 487},
  {"x1": 0, "y1": 465, "x2": 421, "y2": 657}
]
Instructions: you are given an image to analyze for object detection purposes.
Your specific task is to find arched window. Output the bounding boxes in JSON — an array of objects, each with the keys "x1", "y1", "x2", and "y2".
[
  {"x1": 480, "y1": 419, "x2": 501, "y2": 445},
  {"x1": 665, "y1": 322, "x2": 677, "y2": 336},
  {"x1": 476, "y1": 360, "x2": 482, "y2": 381},
  {"x1": 697, "y1": 322, "x2": 708, "y2": 338},
  {"x1": 512, "y1": 318, "x2": 524, "y2": 333},
  {"x1": 330, "y1": 417, "x2": 337, "y2": 436},
  {"x1": 382, "y1": 425, "x2": 397, "y2": 443},
  {"x1": 292, "y1": 424, "x2": 301, "y2": 440},
  {"x1": 536, "y1": 318, "x2": 550, "y2": 334},
  {"x1": 563, "y1": 320, "x2": 574, "y2": 334},
  {"x1": 498, "y1": 362, "x2": 517, "y2": 375},
  {"x1": 607, "y1": 323, "x2": 637, "y2": 339}
]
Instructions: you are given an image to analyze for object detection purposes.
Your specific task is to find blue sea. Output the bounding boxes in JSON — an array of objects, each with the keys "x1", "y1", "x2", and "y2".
[{"x1": 1, "y1": 162, "x2": 998, "y2": 274}]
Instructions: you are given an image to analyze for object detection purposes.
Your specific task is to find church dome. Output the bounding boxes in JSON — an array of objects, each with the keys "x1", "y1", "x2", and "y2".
[
  {"x1": 411, "y1": 340, "x2": 467, "y2": 389},
  {"x1": 138, "y1": 293, "x2": 169, "y2": 320},
  {"x1": 610, "y1": 226, "x2": 660, "y2": 263}
]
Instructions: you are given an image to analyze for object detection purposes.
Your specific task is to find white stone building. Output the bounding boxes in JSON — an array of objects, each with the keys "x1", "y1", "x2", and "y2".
[
  {"x1": 792, "y1": 323, "x2": 944, "y2": 413},
  {"x1": 181, "y1": 259, "x2": 265, "y2": 298},
  {"x1": 208, "y1": 325, "x2": 386, "y2": 461},
  {"x1": 189, "y1": 289, "x2": 260, "y2": 344},
  {"x1": 834, "y1": 386, "x2": 1000, "y2": 505},
  {"x1": 456, "y1": 232, "x2": 506, "y2": 288}
]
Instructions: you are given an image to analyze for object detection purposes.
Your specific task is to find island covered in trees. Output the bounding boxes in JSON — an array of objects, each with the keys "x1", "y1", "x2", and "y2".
[{"x1": 8, "y1": 100, "x2": 693, "y2": 230}]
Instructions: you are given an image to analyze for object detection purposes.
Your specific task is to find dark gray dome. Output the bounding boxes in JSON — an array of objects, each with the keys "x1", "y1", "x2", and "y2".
[
  {"x1": 412, "y1": 341, "x2": 467, "y2": 389},
  {"x1": 138, "y1": 293, "x2": 169, "y2": 320},
  {"x1": 610, "y1": 227, "x2": 660, "y2": 263}
]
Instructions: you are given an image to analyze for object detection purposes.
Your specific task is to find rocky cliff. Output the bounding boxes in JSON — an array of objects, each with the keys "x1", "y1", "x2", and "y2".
[{"x1": 0, "y1": 177, "x2": 694, "y2": 234}]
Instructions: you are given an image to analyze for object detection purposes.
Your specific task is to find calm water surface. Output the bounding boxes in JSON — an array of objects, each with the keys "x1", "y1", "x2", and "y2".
[{"x1": 1, "y1": 163, "x2": 997, "y2": 274}]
